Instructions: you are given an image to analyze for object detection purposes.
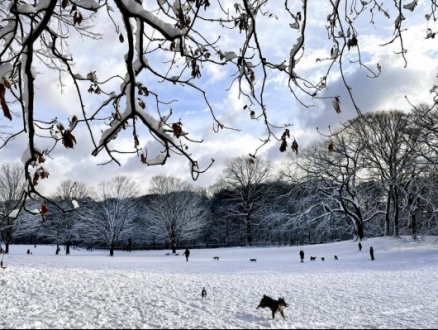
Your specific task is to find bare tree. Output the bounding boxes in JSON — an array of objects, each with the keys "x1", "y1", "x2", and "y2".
[
  {"x1": 216, "y1": 156, "x2": 273, "y2": 245},
  {"x1": 40, "y1": 180, "x2": 89, "y2": 254},
  {"x1": 0, "y1": 162, "x2": 27, "y2": 253},
  {"x1": 143, "y1": 174, "x2": 209, "y2": 253},
  {"x1": 77, "y1": 176, "x2": 140, "y2": 256},
  {"x1": 346, "y1": 111, "x2": 417, "y2": 237},
  {"x1": 1, "y1": 0, "x2": 437, "y2": 217}
]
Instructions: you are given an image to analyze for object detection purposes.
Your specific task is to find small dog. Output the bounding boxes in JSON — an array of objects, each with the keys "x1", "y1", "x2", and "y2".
[
  {"x1": 310, "y1": 256, "x2": 316, "y2": 261},
  {"x1": 334, "y1": 255, "x2": 338, "y2": 260},
  {"x1": 250, "y1": 258, "x2": 257, "y2": 262},
  {"x1": 165, "y1": 253, "x2": 170, "y2": 256},
  {"x1": 175, "y1": 253, "x2": 179, "y2": 256},
  {"x1": 257, "y1": 295, "x2": 289, "y2": 320},
  {"x1": 213, "y1": 256, "x2": 220, "y2": 261},
  {"x1": 201, "y1": 287, "x2": 207, "y2": 300},
  {"x1": 321, "y1": 257, "x2": 325, "y2": 261}
]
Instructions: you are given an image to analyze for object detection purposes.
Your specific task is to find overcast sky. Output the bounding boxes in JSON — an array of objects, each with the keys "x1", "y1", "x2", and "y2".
[{"x1": 1, "y1": 0, "x2": 438, "y2": 196}]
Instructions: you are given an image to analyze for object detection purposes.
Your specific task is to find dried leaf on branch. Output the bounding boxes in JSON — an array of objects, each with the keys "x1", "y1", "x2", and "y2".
[
  {"x1": 62, "y1": 130, "x2": 77, "y2": 149},
  {"x1": 172, "y1": 123, "x2": 182, "y2": 138},
  {"x1": 281, "y1": 129, "x2": 290, "y2": 140},
  {"x1": 279, "y1": 138, "x2": 287, "y2": 152},
  {"x1": 0, "y1": 84, "x2": 12, "y2": 121},
  {"x1": 328, "y1": 142, "x2": 334, "y2": 152},
  {"x1": 332, "y1": 96, "x2": 341, "y2": 114},
  {"x1": 40, "y1": 202, "x2": 48, "y2": 216},
  {"x1": 291, "y1": 139, "x2": 298, "y2": 154}
]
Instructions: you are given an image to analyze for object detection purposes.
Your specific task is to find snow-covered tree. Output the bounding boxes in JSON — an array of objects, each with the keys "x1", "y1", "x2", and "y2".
[
  {"x1": 216, "y1": 156, "x2": 274, "y2": 245},
  {"x1": 142, "y1": 174, "x2": 209, "y2": 253},
  {"x1": 39, "y1": 180, "x2": 88, "y2": 254},
  {"x1": 77, "y1": 176, "x2": 140, "y2": 256},
  {"x1": 0, "y1": 162, "x2": 27, "y2": 253}
]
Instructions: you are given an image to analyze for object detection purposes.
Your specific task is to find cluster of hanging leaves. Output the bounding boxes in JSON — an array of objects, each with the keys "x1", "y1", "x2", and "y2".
[
  {"x1": 347, "y1": 35, "x2": 358, "y2": 51},
  {"x1": 191, "y1": 47, "x2": 211, "y2": 60},
  {"x1": 190, "y1": 59, "x2": 201, "y2": 78},
  {"x1": 55, "y1": 119, "x2": 77, "y2": 149},
  {"x1": 0, "y1": 80, "x2": 12, "y2": 120},
  {"x1": 33, "y1": 166, "x2": 50, "y2": 186},
  {"x1": 137, "y1": 83, "x2": 149, "y2": 96},
  {"x1": 70, "y1": 4, "x2": 83, "y2": 26},
  {"x1": 87, "y1": 83, "x2": 101, "y2": 94},
  {"x1": 186, "y1": 0, "x2": 210, "y2": 10},
  {"x1": 235, "y1": 13, "x2": 249, "y2": 33},
  {"x1": 175, "y1": 10, "x2": 192, "y2": 29}
]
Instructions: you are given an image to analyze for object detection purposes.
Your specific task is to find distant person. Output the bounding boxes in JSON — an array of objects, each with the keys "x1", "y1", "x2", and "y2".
[
  {"x1": 299, "y1": 250, "x2": 304, "y2": 263},
  {"x1": 370, "y1": 246, "x2": 375, "y2": 261},
  {"x1": 183, "y1": 248, "x2": 190, "y2": 262},
  {"x1": 27, "y1": 249, "x2": 30, "y2": 255},
  {"x1": 358, "y1": 242, "x2": 362, "y2": 251},
  {"x1": 127, "y1": 237, "x2": 132, "y2": 252}
]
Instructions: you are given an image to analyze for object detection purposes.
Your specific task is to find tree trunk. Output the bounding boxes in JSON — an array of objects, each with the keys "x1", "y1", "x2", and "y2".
[
  {"x1": 246, "y1": 214, "x2": 252, "y2": 245},
  {"x1": 66, "y1": 241, "x2": 71, "y2": 255},
  {"x1": 411, "y1": 212, "x2": 417, "y2": 240},
  {"x1": 393, "y1": 188, "x2": 400, "y2": 237},
  {"x1": 356, "y1": 220, "x2": 364, "y2": 240},
  {"x1": 385, "y1": 189, "x2": 391, "y2": 236}
]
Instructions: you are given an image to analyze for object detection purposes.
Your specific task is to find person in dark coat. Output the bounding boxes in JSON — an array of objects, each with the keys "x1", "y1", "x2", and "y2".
[
  {"x1": 370, "y1": 246, "x2": 375, "y2": 260},
  {"x1": 27, "y1": 249, "x2": 30, "y2": 255},
  {"x1": 299, "y1": 250, "x2": 304, "y2": 263},
  {"x1": 358, "y1": 242, "x2": 362, "y2": 251},
  {"x1": 183, "y1": 248, "x2": 190, "y2": 261}
]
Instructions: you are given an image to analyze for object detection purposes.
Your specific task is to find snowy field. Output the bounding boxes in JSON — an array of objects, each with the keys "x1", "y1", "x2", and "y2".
[{"x1": 1, "y1": 237, "x2": 438, "y2": 329}]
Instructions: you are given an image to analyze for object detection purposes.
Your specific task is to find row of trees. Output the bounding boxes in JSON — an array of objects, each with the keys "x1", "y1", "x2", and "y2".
[{"x1": 2, "y1": 105, "x2": 438, "y2": 254}]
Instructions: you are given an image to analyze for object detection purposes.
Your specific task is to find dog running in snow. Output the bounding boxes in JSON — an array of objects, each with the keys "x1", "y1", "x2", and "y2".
[
  {"x1": 310, "y1": 256, "x2": 316, "y2": 261},
  {"x1": 201, "y1": 287, "x2": 207, "y2": 300},
  {"x1": 250, "y1": 258, "x2": 257, "y2": 262},
  {"x1": 256, "y1": 295, "x2": 289, "y2": 320},
  {"x1": 213, "y1": 256, "x2": 220, "y2": 261},
  {"x1": 321, "y1": 257, "x2": 325, "y2": 261}
]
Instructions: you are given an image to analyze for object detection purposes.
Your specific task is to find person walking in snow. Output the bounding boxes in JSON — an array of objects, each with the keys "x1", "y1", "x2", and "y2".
[
  {"x1": 299, "y1": 250, "x2": 305, "y2": 263},
  {"x1": 183, "y1": 248, "x2": 190, "y2": 262},
  {"x1": 370, "y1": 246, "x2": 375, "y2": 261},
  {"x1": 358, "y1": 242, "x2": 362, "y2": 251}
]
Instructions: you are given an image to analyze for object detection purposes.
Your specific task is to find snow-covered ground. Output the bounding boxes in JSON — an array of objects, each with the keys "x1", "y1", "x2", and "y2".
[{"x1": 1, "y1": 237, "x2": 438, "y2": 329}]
